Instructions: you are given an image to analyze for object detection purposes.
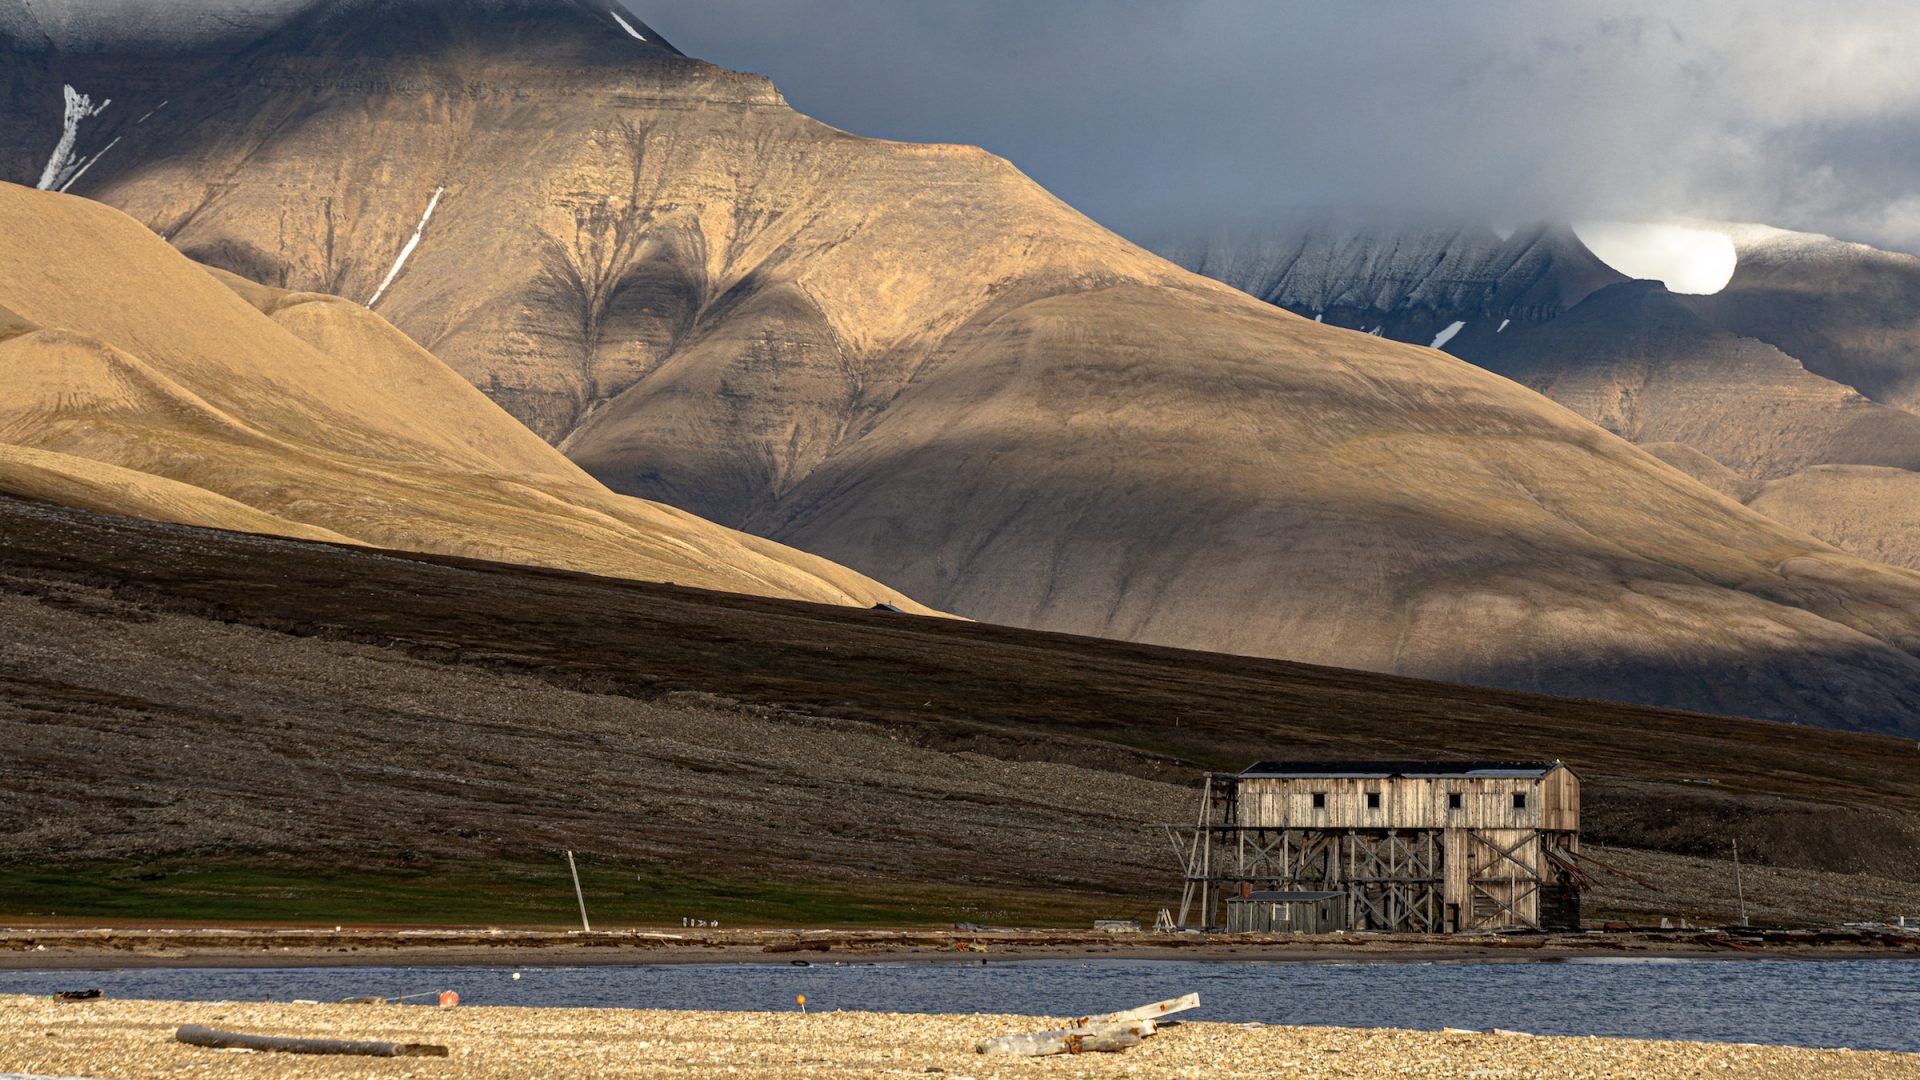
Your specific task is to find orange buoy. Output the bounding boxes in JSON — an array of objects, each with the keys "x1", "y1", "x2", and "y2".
[{"x1": 438, "y1": 991, "x2": 460, "y2": 1008}]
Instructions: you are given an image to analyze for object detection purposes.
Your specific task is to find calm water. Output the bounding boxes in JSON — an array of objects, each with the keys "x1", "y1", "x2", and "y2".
[{"x1": 3, "y1": 959, "x2": 1916, "y2": 1052}]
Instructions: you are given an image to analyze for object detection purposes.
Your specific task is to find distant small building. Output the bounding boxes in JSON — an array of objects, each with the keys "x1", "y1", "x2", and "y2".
[{"x1": 1163, "y1": 760, "x2": 1582, "y2": 934}]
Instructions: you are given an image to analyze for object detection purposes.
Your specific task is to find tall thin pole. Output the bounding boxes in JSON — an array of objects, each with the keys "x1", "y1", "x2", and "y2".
[
  {"x1": 1198, "y1": 777, "x2": 1213, "y2": 930},
  {"x1": 1732, "y1": 839, "x2": 1747, "y2": 927},
  {"x1": 567, "y1": 850, "x2": 592, "y2": 933}
]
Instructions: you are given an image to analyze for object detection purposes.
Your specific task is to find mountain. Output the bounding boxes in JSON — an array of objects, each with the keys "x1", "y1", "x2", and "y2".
[
  {"x1": 1149, "y1": 219, "x2": 1627, "y2": 350},
  {"x1": 1164, "y1": 220, "x2": 1920, "y2": 575},
  {"x1": 13, "y1": 1, "x2": 1920, "y2": 732},
  {"x1": 1475, "y1": 281, "x2": 1920, "y2": 577},
  {"x1": 1476, "y1": 281, "x2": 1920, "y2": 481},
  {"x1": 0, "y1": 180, "x2": 930, "y2": 610},
  {"x1": 1701, "y1": 225, "x2": 1920, "y2": 411}
]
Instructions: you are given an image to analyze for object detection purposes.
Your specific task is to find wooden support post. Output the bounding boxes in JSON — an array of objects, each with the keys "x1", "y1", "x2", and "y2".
[
  {"x1": 567, "y1": 850, "x2": 591, "y2": 933},
  {"x1": 1732, "y1": 839, "x2": 1747, "y2": 927},
  {"x1": 1201, "y1": 786, "x2": 1215, "y2": 930},
  {"x1": 1177, "y1": 776, "x2": 1208, "y2": 929}
]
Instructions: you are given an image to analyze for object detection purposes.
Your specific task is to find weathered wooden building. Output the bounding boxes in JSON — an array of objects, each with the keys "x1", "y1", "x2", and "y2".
[{"x1": 1165, "y1": 760, "x2": 1582, "y2": 933}]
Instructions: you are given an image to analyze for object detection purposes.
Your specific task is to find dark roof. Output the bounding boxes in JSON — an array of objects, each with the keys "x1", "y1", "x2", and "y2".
[
  {"x1": 1230, "y1": 891, "x2": 1346, "y2": 902},
  {"x1": 1240, "y1": 760, "x2": 1562, "y2": 780}
]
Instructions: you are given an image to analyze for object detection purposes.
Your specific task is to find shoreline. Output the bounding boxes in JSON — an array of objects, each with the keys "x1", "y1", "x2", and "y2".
[
  {"x1": 4, "y1": 924, "x2": 1916, "y2": 971},
  {"x1": 4, "y1": 994, "x2": 1917, "y2": 1078}
]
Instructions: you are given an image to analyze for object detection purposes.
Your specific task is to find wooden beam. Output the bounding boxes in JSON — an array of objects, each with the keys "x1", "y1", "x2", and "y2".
[
  {"x1": 977, "y1": 1021, "x2": 1152, "y2": 1057},
  {"x1": 1082, "y1": 993, "x2": 1200, "y2": 1025},
  {"x1": 174, "y1": 1025, "x2": 449, "y2": 1058}
]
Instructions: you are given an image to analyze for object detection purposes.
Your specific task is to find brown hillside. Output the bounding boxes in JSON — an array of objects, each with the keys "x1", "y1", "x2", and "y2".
[
  {"x1": 3, "y1": 496, "x2": 1919, "y2": 924},
  {"x1": 0, "y1": 181, "x2": 930, "y2": 611},
  {"x1": 1751, "y1": 466, "x2": 1920, "y2": 571}
]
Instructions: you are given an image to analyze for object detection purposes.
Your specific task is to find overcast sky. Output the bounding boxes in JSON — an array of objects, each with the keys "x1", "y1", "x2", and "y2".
[
  {"x1": 637, "y1": 0, "x2": 1920, "y2": 250},
  {"x1": 15, "y1": 0, "x2": 1920, "y2": 250}
]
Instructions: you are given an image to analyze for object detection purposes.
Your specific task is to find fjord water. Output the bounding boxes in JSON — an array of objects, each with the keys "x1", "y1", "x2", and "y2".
[{"x1": 3, "y1": 959, "x2": 1915, "y2": 1052}]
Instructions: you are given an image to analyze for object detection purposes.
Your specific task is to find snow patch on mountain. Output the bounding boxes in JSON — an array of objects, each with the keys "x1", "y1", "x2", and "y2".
[
  {"x1": 609, "y1": 9, "x2": 645, "y2": 40},
  {"x1": 35, "y1": 85, "x2": 109, "y2": 191},
  {"x1": 1429, "y1": 320, "x2": 1466, "y2": 350},
  {"x1": 1718, "y1": 222, "x2": 1841, "y2": 256},
  {"x1": 368, "y1": 186, "x2": 446, "y2": 308},
  {"x1": 59, "y1": 135, "x2": 120, "y2": 192}
]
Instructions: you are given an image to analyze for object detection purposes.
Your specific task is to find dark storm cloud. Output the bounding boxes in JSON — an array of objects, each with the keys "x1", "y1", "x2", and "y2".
[
  {"x1": 636, "y1": 0, "x2": 1920, "y2": 249},
  {"x1": 25, "y1": 0, "x2": 1920, "y2": 246}
]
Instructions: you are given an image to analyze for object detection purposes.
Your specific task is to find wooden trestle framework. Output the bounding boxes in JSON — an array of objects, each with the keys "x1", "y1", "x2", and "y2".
[{"x1": 1161, "y1": 761, "x2": 1582, "y2": 934}]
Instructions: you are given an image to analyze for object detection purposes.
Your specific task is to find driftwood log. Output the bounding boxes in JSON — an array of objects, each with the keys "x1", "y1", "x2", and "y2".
[
  {"x1": 174, "y1": 1024, "x2": 449, "y2": 1058},
  {"x1": 977, "y1": 1020, "x2": 1151, "y2": 1056},
  {"x1": 979, "y1": 992, "x2": 1199, "y2": 1057},
  {"x1": 1079, "y1": 992, "x2": 1200, "y2": 1026}
]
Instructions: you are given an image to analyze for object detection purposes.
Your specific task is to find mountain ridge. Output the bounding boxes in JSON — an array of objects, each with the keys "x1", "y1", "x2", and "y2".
[
  {"x1": 1698, "y1": 224, "x2": 1920, "y2": 411},
  {"x1": 1164, "y1": 217, "x2": 1920, "y2": 575},
  {"x1": 1148, "y1": 220, "x2": 1628, "y2": 350}
]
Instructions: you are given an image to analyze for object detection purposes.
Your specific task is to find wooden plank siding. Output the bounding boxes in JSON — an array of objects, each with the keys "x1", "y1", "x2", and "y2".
[
  {"x1": 1234, "y1": 768, "x2": 1578, "y2": 833},
  {"x1": 1541, "y1": 766, "x2": 1580, "y2": 832}
]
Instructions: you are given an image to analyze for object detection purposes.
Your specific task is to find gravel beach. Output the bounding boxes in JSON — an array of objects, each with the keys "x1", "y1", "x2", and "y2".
[
  {"x1": 7, "y1": 924, "x2": 1917, "y2": 971},
  {"x1": 4, "y1": 994, "x2": 1918, "y2": 1079}
]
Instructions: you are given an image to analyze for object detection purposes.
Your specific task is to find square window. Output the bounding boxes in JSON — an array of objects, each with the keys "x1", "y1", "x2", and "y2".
[
  {"x1": 1311, "y1": 792, "x2": 1326, "y2": 809},
  {"x1": 1366, "y1": 792, "x2": 1381, "y2": 809},
  {"x1": 1512, "y1": 792, "x2": 1528, "y2": 809},
  {"x1": 1447, "y1": 792, "x2": 1463, "y2": 810}
]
